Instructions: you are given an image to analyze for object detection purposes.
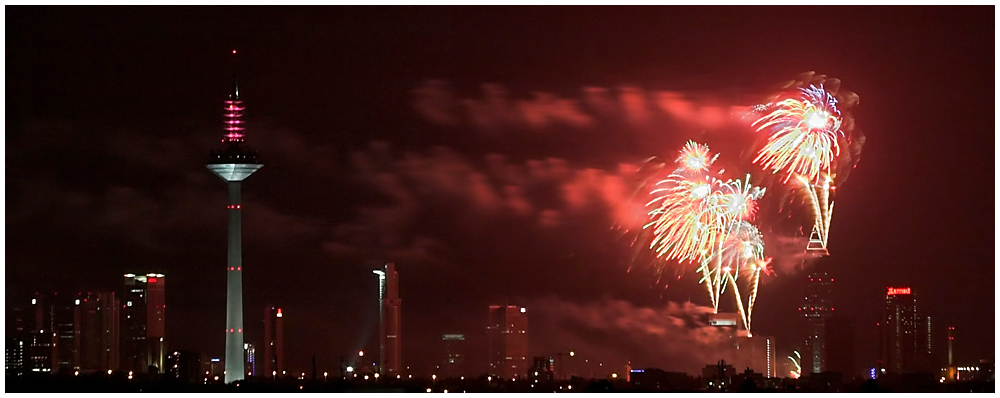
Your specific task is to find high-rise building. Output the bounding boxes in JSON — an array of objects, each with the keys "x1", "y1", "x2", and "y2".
[
  {"x1": 487, "y1": 305, "x2": 528, "y2": 380},
  {"x1": 6, "y1": 337, "x2": 27, "y2": 376},
  {"x1": 166, "y1": 350, "x2": 203, "y2": 384},
  {"x1": 78, "y1": 292, "x2": 120, "y2": 373},
  {"x1": 243, "y1": 342, "x2": 256, "y2": 377},
  {"x1": 878, "y1": 287, "x2": 933, "y2": 374},
  {"x1": 207, "y1": 64, "x2": 263, "y2": 383},
  {"x1": 707, "y1": 313, "x2": 773, "y2": 377},
  {"x1": 800, "y1": 269, "x2": 833, "y2": 374},
  {"x1": 8, "y1": 292, "x2": 120, "y2": 375},
  {"x1": 373, "y1": 263, "x2": 401, "y2": 376},
  {"x1": 6, "y1": 294, "x2": 31, "y2": 376},
  {"x1": 263, "y1": 305, "x2": 284, "y2": 378},
  {"x1": 122, "y1": 273, "x2": 166, "y2": 373},
  {"x1": 734, "y1": 335, "x2": 776, "y2": 378},
  {"x1": 10, "y1": 294, "x2": 55, "y2": 374},
  {"x1": 441, "y1": 334, "x2": 466, "y2": 378},
  {"x1": 49, "y1": 293, "x2": 77, "y2": 373}
]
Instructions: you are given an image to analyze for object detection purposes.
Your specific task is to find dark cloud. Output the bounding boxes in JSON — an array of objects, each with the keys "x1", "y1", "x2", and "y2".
[
  {"x1": 413, "y1": 80, "x2": 755, "y2": 135},
  {"x1": 528, "y1": 297, "x2": 734, "y2": 375}
]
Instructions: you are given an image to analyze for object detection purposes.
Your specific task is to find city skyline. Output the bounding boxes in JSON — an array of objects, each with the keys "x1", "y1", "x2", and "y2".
[{"x1": 6, "y1": 6, "x2": 994, "y2": 380}]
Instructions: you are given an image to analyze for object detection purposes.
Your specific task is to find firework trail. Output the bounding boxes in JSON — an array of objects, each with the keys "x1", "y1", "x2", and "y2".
[
  {"x1": 753, "y1": 84, "x2": 843, "y2": 185},
  {"x1": 799, "y1": 173, "x2": 834, "y2": 252},
  {"x1": 789, "y1": 350, "x2": 802, "y2": 379}
]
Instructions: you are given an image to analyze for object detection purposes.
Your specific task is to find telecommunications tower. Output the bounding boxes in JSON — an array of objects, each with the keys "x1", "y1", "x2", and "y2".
[{"x1": 207, "y1": 50, "x2": 262, "y2": 384}]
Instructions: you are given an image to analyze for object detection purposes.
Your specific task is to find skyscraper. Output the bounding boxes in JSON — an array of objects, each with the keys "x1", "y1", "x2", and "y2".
[
  {"x1": 879, "y1": 287, "x2": 933, "y2": 374},
  {"x1": 487, "y1": 305, "x2": 528, "y2": 380},
  {"x1": 243, "y1": 342, "x2": 256, "y2": 377},
  {"x1": 122, "y1": 273, "x2": 165, "y2": 373},
  {"x1": 373, "y1": 263, "x2": 401, "y2": 376},
  {"x1": 263, "y1": 305, "x2": 284, "y2": 378},
  {"x1": 49, "y1": 293, "x2": 76, "y2": 373},
  {"x1": 78, "y1": 292, "x2": 120, "y2": 373},
  {"x1": 441, "y1": 334, "x2": 466, "y2": 378},
  {"x1": 207, "y1": 66, "x2": 263, "y2": 384},
  {"x1": 800, "y1": 269, "x2": 833, "y2": 374}
]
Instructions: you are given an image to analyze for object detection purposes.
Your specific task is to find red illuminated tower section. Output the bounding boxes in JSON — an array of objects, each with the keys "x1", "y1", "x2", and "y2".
[{"x1": 207, "y1": 56, "x2": 262, "y2": 384}]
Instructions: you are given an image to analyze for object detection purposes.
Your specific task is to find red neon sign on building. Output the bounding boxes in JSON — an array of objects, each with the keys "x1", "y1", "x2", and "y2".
[{"x1": 887, "y1": 287, "x2": 911, "y2": 295}]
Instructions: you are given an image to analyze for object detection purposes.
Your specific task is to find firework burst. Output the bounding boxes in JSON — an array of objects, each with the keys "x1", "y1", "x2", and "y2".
[
  {"x1": 645, "y1": 144, "x2": 769, "y2": 332},
  {"x1": 753, "y1": 85, "x2": 843, "y2": 184}
]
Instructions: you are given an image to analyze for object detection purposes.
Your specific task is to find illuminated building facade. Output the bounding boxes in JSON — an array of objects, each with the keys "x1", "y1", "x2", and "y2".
[
  {"x1": 243, "y1": 342, "x2": 256, "y2": 377},
  {"x1": 878, "y1": 286, "x2": 933, "y2": 374},
  {"x1": 262, "y1": 305, "x2": 284, "y2": 377},
  {"x1": 487, "y1": 305, "x2": 528, "y2": 380},
  {"x1": 207, "y1": 70, "x2": 262, "y2": 383},
  {"x1": 373, "y1": 263, "x2": 401, "y2": 376},
  {"x1": 122, "y1": 273, "x2": 166, "y2": 373},
  {"x1": 800, "y1": 269, "x2": 833, "y2": 374}
]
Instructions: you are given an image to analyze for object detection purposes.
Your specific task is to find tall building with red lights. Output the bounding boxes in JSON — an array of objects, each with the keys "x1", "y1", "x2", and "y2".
[
  {"x1": 262, "y1": 305, "x2": 284, "y2": 378},
  {"x1": 373, "y1": 263, "x2": 401, "y2": 376},
  {"x1": 122, "y1": 273, "x2": 165, "y2": 373},
  {"x1": 78, "y1": 292, "x2": 120, "y2": 373},
  {"x1": 207, "y1": 60, "x2": 262, "y2": 383},
  {"x1": 800, "y1": 269, "x2": 833, "y2": 374},
  {"x1": 488, "y1": 305, "x2": 528, "y2": 380},
  {"x1": 878, "y1": 287, "x2": 933, "y2": 375}
]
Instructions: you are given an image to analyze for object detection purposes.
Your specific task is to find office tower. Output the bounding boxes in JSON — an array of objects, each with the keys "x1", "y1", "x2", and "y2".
[
  {"x1": 166, "y1": 350, "x2": 203, "y2": 383},
  {"x1": 6, "y1": 296, "x2": 30, "y2": 376},
  {"x1": 14, "y1": 294, "x2": 54, "y2": 373},
  {"x1": 48, "y1": 293, "x2": 77, "y2": 373},
  {"x1": 263, "y1": 305, "x2": 284, "y2": 378},
  {"x1": 441, "y1": 334, "x2": 466, "y2": 378},
  {"x1": 801, "y1": 269, "x2": 833, "y2": 374},
  {"x1": 529, "y1": 356, "x2": 555, "y2": 382},
  {"x1": 78, "y1": 292, "x2": 120, "y2": 373},
  {"x1": 122, "y1": 273, "x2": 166, "y2": 373},
  {"x1": 706, "y1": 312, "x2": 775, "y2": 378},
  {"x1": 244, "y1": 342, "x2": 256, "y2": 377},
  {"x1": 6, "y1": 337, "x2": 26, "y2": 376},
  {"x1": 207, "y1": 67, "x2": 263, "y2": 384},
  {"x1": 734, "y1": 335, "x2": 776, "y2": 378},
  {"x1": 878, "y1": 286, "x2": 934, "y2": 374},
  {"x1": 487, "y1": 305, "x2": 528, "y2": 380},
  {"x1": 823, "y1": 316, "x2": 856, "y2": 378},
  {"x1": 373, "y1": 263, "x2": 401, "y2": 376}
]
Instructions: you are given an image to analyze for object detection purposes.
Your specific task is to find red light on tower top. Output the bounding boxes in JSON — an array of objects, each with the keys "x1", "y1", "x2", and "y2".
[{"x1": 887, "y1": 287, "x2": 911, "y2": 295}]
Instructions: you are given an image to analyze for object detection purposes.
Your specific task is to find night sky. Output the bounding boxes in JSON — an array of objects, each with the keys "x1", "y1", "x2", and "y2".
[{"x1": 7, "y1": 7, "x2": 994, "y2": 376}]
